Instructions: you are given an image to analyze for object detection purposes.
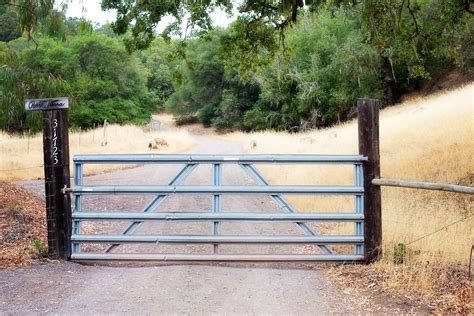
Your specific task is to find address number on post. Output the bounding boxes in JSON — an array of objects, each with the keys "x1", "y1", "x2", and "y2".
[{"x1": 25, "y1": 97, "x2": 69, "y2": 111}]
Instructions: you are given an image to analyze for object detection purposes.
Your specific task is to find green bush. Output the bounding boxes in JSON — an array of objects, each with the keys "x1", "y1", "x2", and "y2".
[
  {"x1": 253, "y1": 8, "x2": 383, "y2": 130},
  {"x1": 1, "y1": 32, "x2": 155, "y2": 132}
]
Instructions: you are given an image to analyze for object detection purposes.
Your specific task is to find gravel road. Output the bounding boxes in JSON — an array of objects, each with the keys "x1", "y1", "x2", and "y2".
[{"x1": 1, "y1": 125, "x2": 415, "y2": 315}]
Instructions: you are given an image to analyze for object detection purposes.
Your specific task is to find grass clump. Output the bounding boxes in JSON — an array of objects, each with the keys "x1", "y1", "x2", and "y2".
[{"x1": 31, "y1": 239, "x2": 48, "y2": 259}]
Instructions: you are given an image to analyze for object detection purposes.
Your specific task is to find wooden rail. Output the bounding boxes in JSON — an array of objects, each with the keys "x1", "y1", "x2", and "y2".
[{"x1": 372, "y1": 178, "x2": 474, "y2": 195}]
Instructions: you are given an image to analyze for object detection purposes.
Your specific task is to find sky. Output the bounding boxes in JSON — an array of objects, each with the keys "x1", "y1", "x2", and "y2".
[
  {"x1": 66, "y1": 0, "x2": 237, "y2": 32},
  {"x1": 66, "y1": 1, "x2": 117, "y2": 24}
]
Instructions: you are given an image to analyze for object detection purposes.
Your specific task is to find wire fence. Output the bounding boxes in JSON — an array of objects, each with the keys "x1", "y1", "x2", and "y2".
[{"x1": 405, "y1": 213, "x2": 473, "y2": 246}]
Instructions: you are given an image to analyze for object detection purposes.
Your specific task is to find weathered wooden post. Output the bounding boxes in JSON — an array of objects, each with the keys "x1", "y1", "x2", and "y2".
[
  {"x1": 357, "y1": 98, "x2": 382, "y2": 262},
  {"x1": 25, "y1": 98, "x2": 72, "y2": 260}
]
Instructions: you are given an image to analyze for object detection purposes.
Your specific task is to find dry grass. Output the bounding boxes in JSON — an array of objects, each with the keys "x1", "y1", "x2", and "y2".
[
  {"x1": 222, "y1": 84, "x2": 473, "y2": 311},
  {"x1": 0, "y1": 120, "x2": 196, "y2": 180},
  {"x1": 328, "y1": 252, "x2": 472, "y2": 314},
  {"x1": 222, "y1": 83, "x2": 473, "y2": 262}
]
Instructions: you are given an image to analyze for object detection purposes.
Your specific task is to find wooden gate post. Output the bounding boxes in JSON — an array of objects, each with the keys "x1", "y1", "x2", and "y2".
[
  {"x1": 357, "y1": 98, "x2": 382, "y2": 262},
  {"x1": 25, "y1": 98, "x2": 72, "y2": 260}
]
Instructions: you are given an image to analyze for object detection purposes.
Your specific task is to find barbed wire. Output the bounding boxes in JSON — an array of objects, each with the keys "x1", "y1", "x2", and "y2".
[{"x1": 406, "y1": 213, "x2": 474, "y2": 246}]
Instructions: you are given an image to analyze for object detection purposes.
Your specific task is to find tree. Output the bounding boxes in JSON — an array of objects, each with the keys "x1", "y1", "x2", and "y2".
[
  {"x1": 1, "y1": 2, "x2": 177, "y2": 133},
  {"x1": 100, "y1": 0, "x2": 315, "y2": 52},
  {"x1": 11, "y1": 0, "x2": 56, "y2": 39},
  {"x1": 0, "y1": 3, "x2": 21, "y2": 41},
  {"x1": 138, "y1": 39, "x2": 176, "y2": 108},
  {"x1": 67, "y1": 34, "x2": 151, "y2": 127},
  {"x1": 0, "y1": 40, "x2": 69, "y2": 132},
  {"x1": 165, "y1": 29, "x2": 260, "y2": 130},
  {"x1": 101, "y1": 0, "x2": 472, "y2": 101},
  {"x1": 1, "y1": 30, "x2": 155, "y2": 132},
  {"x1": 250, "y1": 8, "x2": 382, "y2": 131},
  {"x1": 361, "y1": 0, "x2": 473, "y2": 102}
]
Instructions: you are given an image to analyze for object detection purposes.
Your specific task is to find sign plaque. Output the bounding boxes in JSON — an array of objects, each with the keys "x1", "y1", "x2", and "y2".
[{"x1": 25, "y1": 97, "x2": 69, "y2": 111}]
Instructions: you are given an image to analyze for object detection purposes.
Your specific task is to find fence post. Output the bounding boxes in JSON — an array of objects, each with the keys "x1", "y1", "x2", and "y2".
[
  {"x1": 25, "y1": 98, "x2": 72, "y2": 260},
  {"x1": 357, "y1": 98, "x2": 382, "y2": 262},
  {"x1": 42, "y1": 109, "x2": 72, "y2": 259}
]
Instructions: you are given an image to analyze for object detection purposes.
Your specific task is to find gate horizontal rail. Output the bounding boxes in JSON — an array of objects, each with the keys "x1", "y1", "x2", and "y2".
[
  {"x1": 71, "y1": 235, "x2": 364, "y2": 244},
  {"x1": 72, "y1": 212, "x2": 364, "y2": 221},
  {"x1": 71, "y1": 253, "x2": 365, "y2": 262},
  {"x1": 74, "y1": 154, "x2": 367, "y2": 164},
  {"x1": 69, "y1": 185, "x2": 363, "y2": 195},
  {"x1": 71, "y1": 153, "x2": 366, "y2": 262}
]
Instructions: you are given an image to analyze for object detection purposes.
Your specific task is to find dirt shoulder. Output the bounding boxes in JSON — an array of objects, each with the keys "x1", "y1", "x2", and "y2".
[{"x1": 0, "y1": 181, "x2": 47, "y2": 269}]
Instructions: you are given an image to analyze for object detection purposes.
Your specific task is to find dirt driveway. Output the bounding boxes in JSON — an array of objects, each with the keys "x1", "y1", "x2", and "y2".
[{"x1": 1, "y1": 125, "x2": 415, "y2": 315}]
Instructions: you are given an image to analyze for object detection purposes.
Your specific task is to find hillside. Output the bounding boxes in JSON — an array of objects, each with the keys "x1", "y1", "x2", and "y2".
[
  {"x1": 221, "y1": 84, "x2": 473, "y2": 313},
  {"x1": 223, "y1": 83, "x2": 473, "y2": 261}
]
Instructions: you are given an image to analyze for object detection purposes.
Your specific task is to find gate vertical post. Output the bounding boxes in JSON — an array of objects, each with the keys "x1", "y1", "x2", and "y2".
[
  {"x1": 26, "y1": 98, "x2": 71, "y2": 260},
  {"x1": 357, "y1": 98, "x2": 382, "y2": 262},
  {"x1": 212, "y1": 163, "x2": 221, "y2": 253}
]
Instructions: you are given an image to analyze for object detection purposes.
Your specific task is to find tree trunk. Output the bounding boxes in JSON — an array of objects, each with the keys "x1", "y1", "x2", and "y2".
[{"x1": 381, "y1": 57, "x2": 400, "y2": 104}]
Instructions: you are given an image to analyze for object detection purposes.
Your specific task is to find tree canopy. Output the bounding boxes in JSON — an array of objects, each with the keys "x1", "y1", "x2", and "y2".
[
  {"x1": 0, "y1": 0, "x2": 472, "y2": 133},
  {"x1": 0, "y1": 16, "x2": 156, "y2": 132}
]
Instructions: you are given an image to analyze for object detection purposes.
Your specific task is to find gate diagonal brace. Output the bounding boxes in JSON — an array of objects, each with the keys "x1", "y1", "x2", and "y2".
[
  {"x1": 241, "y1": 163, "x2": 335, "y2": 255},
  {"x1": 105, "y1": 163, "x2": 197, "y2": 253}
]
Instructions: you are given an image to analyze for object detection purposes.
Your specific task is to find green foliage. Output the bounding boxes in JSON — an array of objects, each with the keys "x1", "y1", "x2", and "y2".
[
  {"x1": 100, "y1": 0, "x2": 322, "y2": 54},
  {"x1": 165, "y1": 29, "x2": 261, "y2": 131},
  {"x1": 256, "y1": 8, "x2": 383, "y2": 129},
  {"x1": 1, "y1": 29, "x2": 160, "y2": 132},
  {"x1": 1, "y1": 0, "x2": 471, "y2": 134},
  {"x1": 101, "y1": 0, "x2": 234, "y2": 51},
  {"x1": 138, "y1": 39, "x2": 176, "y2": 108},
  {"x1": 393, "y1": 243, "x2": 407, "y2": 264},
  {"x1": 0, "y1": 4, "x2": 21, "y2": 42},
  {"x1": 165, "y1": 31, "x2": 225, "y2": 117},
  {"x1": 64, "y1": 34, "x2": 151, "y2": 128},
  {"x1": 166, "y1": 8, "x2": 383, "y2": 131},
  {"x1": 362, "y1": 0, "x2": 473, "y2": 94},
  {"x1": 0, "y1": 40, "x2": 69, "y2": 132},
  {"x1": 32, "y1": 239, "x2": 48, "y2": 258},
  {"x1": 39, "y1": 9, "x2": 67, "y2": 40},
  {"x1": 220, "y1": 17, "x2": 278, "y2": 74},
  {"x1": 162, "y1": 1, "x2": 472, "y2": 131},
  {"x1": 16, "y1": 0, "x2": 55, "y2": 40}
]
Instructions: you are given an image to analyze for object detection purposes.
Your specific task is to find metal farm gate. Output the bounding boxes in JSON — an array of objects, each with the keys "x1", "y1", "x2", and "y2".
[
  {"x1": 69, "y1": 154, "x2": 367, "y2": 262},
  {"x1": 32, "y1": 98, "x2": 382, "y2": 262}
]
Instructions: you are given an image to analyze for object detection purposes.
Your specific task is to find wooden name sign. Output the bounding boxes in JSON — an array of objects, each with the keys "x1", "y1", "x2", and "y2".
[{"x1": 25, "y1": 97, "x2": 69, "y2": 111}]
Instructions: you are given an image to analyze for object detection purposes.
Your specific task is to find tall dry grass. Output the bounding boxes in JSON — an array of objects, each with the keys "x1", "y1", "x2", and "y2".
[
  {"x1": 0, "y1": 122, "x2": 196, "y2": 180},
  {"x1": 222, "y1": 84, "x2": 473, "y2": 263}
]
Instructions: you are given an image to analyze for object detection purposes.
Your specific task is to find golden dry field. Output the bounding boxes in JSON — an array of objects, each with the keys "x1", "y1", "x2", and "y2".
[
  {"x1": 221, "y1": 84, "x2": 473, "y2": 263},
  {"x1": 0, "y1": 116, "x2": 195, "y2": 180},
  {"x1": 220, "y1": 84, "x2": 473, "y2": 311}
]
